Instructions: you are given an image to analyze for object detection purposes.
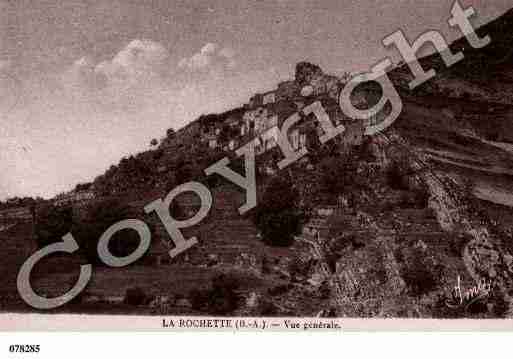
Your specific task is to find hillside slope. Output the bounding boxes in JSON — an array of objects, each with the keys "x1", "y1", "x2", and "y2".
[{"x1": 4, "y1": 7, "x2": 513, "y2": 318}]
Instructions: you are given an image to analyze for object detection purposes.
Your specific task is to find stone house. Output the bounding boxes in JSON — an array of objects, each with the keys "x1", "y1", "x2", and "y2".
[
  {"x1": 176, "y1": 121, "x2": 202, "y2": 147},
  {"x1": 201, "y1": 131, "x2": 218, "y2": 149},
  {"x1": 300, "y1": 85, "x2": 314, "y2": 97},
  {"x1": 209, "y1": 137, "x2": 218, "y2": 149},
  {"x1": 75, "y1": 190, "x2": 95, "y2": 202},
  {"x1": 341, "y1": 121, "x2": 365, "y2": 147},
  {"x1": 281, "y1": 117, "x2": 311, "y2": 153},
  {"x1": 240, "y1": 123, "x2": 248, "y2": 137},
  {"x1": 310, "y1": 76, "x2": 328, "y2": 96},
  {"x1": 302, "y1": 217, "x2": 330, "y2": 239},
  {"x1": 299, "y1": 133, "x2": 307, "y2": 149},
  {"x1": 262, "y1": 91, "x2": 276, "y2": 105},
  {"x1": 242, "y1": 109, "x2": 257, "y2": 135},
  {"x1": 276, "y1": 80, "x2": 300, "y2": 101},
  {"x1": 294, "y1": 100, "x2": 306, "y2": 111},
  {"x1": 325, "y1": 75, "x2": 341, "y2": 100},
  {"x1": 316, "y1": 206, "x2": 336, "y2": 217},
  {"x1": 249, "y1": 94, "x2": 264, "y2": 108},
  {"x1": 253, "y1": 108, "x2": 268, "y2": 134},
  {"x1": 228, "y1": 139, "x2": 238, "y2": 151},
  {"x1": 260, "y1": 126, "x2": 280, "y2": 151},
  {"x1": 290, "y1": 129, "x2": 300, "y2": 150},
  {"x1": 242, "y1": 107, "x2": 278, "y2": 136},
  {"x1": 226, "y1": 116, "x2": 241, "y2": 130},
  {"x1": 54, "y1": 189, "x2": 95, "y2": 207}
]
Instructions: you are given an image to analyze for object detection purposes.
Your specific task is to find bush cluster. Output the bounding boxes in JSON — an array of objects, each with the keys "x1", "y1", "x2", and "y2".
[
  {"x1": 189, "y1": 274, "x2": 241, "y2": 315},
  {"x1": 253, "y1": 176, "x2": 304, "y2": 247}
]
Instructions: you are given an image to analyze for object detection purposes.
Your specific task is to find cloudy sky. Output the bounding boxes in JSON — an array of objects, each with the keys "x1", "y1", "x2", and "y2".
[{"x1": 0, "y1": 0, "x2": 511, "y2": 200}]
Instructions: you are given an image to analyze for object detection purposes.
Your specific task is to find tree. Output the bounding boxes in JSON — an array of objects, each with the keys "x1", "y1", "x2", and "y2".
[
  {"x1": 189, "y1": 273, "x2": 240, "y2": 314},
  {"x1": 318, "y1": 155, "x2": 358, "y2": 194},
  {"x1": 319, "y1": 156, "x2": 345, "y2": 193},
  {"x1": 34, "y1": 203, "x2": 73, "y2": 248},
  {"x1": 72, "y1": 198, "x2": 145, "y2": 265},
  {"x1": 75, "y1": 182, "x2": 92, "y2": 192},
  {"x1": 175, "y1": 161, "x2": 193, "y2": 184},
  {"x1": 253, "y1": 176, "x2": 304, "y2": 246}
]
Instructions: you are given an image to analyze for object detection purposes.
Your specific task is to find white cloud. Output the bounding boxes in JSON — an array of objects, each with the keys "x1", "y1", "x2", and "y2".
[
  {"x1": 61, "y1": 56, "x2": 102, "y2": 92},
  {"x1": 57, "y1": 39, "x2": 174, "y2": 114},
  {"x1": 219, "y1": 47, "x2": 235, "y2": 59},
  {"x1": 178, "y1": 43, "x2": 237, "y2": 71},
  {"x1": 95, "y1": 39, "x2": 169, "y2": 86},
  {"x1": 59, "y1": 39, "x2": 170, "y2": 99},
  {"x1": 200, "y1": 42, "x2": 218, "y2": 55}
]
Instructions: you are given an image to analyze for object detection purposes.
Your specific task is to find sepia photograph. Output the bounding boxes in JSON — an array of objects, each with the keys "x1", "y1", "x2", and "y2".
[{"x1": 2, "y1": 0, "x2": 513, "y2": 337}]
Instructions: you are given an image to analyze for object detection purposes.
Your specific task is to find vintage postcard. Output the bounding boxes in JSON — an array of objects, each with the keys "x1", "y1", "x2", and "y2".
[{"x1": 2, "y1": 0, "x2": 513, "y2": 334}]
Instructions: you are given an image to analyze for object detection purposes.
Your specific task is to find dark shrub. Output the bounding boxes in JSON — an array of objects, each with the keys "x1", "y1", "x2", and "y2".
[
  {"x1": 267, "y1": 284, "x2": 293, "y2": 297},
  {"x1": 208, "y1": 274, "x2": 240, "y2": 314},
  {"x1": 401, "y1": 253, "x2": 441, "y2": 297},
  {"x1": 318, "y1": 156, "x2": 347, "y2": 194},
  {"x1": 387, "y1": 163, "x2": 408, "y2": 190},
  {"x1": 318, "y1": 153, "x2": 361, "y2": 194},
  {"x1": 189, "y1": 289, "x2": 210, "y2": 311},
  {"x1": 412, "y1": 186, "x2": 430, "y2": 208},
  {"x1": 34, "y1": 203, "x2": 73, "y2": 248},
  {"x1": 261, "y1": 255, "x2": 272, "y2": 274},
  {"x1": 124, "y1": 287, "x2": 147, "y2": 306},
  {"x1": 257, "y1": 298, "x2": 280, "y2": 316},
  {"x1": 72, "y1": 198, "x2": 146, "y2": 265},
  {"x1": 318, "y1": 280, "x2": 331, "y2": 300},
  {"x1": 189, "y1": 274, "x2": 241, "y2": 315},
  {"x1": 403, "y1": 267, "x2": 437, "y2": 297},
  {"x1": 288, "y1": 256, "x2": 314, "y2": 279},
  {"x1": 253, "y1": 176, "x2": 304, "y2": 247}
]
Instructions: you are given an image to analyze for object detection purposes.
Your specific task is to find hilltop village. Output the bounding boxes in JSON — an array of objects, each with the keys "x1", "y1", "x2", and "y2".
[
  {"x1": 0, "y1": 61, "x2": 374, "y2": 215},
  {"x1": 0, "y1": 61, "x2": 380, "y2": 264},
  {"x1": 152, "y1": 61, "x2": 371, "y2": 190}
]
